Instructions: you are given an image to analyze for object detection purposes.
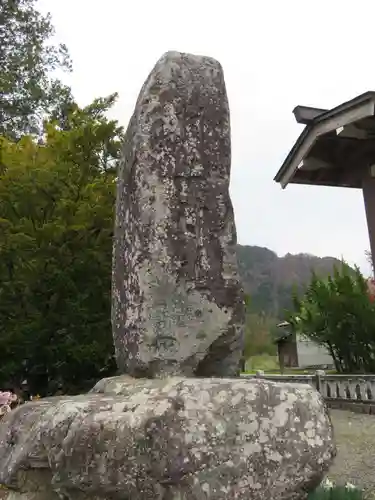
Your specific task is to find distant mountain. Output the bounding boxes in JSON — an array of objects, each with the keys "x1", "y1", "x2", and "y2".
[{"x1": 236, "y1": 244, "x2": 344, "y2": 318}]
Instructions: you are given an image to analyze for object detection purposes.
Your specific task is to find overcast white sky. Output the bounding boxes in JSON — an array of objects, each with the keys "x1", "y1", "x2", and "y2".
[{"x1": 39, "y1": 0, "x2": 375, "y2": 273}]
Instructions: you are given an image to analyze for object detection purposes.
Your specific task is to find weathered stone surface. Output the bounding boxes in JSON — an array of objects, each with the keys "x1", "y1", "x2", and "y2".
[
  {"x1": 0, "y1": 376, "x2": 335, "y2": 500},
  {"x1": 112, "y1": 51, "x2": 245, "y2": 378}
]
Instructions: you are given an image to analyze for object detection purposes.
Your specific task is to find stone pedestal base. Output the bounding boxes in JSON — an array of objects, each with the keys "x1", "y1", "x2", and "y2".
[{"x1": 0, "y1": 376, "x2": 336, "y2": 500}]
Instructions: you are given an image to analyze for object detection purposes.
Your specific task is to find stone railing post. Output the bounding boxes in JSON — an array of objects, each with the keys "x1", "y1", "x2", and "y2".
[
  {"x1": 256, "y1": 370, "x2": 265, "y2": 379},
  {"x1": 315, "y1": 370, "x2": 325, "y2": 394}
]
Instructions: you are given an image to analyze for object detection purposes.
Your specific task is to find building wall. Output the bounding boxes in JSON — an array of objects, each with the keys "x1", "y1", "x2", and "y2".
[
  {"x1": 296, "y1": 335, "x2": 334, "y2": 368},
  {"x1": 277, "y1": 337, "x2": 298, "y2": 369}
]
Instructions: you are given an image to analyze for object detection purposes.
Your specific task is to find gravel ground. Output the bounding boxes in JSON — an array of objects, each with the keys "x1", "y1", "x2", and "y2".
[{"x1": 329, "y1": 409, "x2": 375, "y2": 495}]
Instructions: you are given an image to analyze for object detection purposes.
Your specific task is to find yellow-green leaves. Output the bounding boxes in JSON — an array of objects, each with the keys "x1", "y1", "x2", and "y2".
[{"x1": 0, "y1": 97, "x2": 121, "y2": 395}]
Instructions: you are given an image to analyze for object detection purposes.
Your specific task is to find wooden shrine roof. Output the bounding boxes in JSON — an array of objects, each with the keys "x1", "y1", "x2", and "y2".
[{"x1": 274, "y1": 92, "x2": 375, "y2": 189}]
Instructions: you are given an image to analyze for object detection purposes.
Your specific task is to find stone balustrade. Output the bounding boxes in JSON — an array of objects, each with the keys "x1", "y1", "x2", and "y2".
[
  {"x1": 319, "y1": 374, "x2": 375, "y2": 401},
  {"x1": 242, "y1": 371, "x2": 375, "y2": 405}
]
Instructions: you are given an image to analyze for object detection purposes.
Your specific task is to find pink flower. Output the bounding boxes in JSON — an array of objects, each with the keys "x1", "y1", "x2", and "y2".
[{"x1": 0, "y1": 391, "x2": 17, "y2": 406}]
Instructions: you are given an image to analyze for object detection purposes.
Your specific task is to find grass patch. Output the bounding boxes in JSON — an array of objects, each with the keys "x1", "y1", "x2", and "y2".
[
  {"x1": 244, "y1": 354, "x2": 280, "y2": 373},
  {"x1": 244, "y1": 354, "x2": 337, "y2": 375}
]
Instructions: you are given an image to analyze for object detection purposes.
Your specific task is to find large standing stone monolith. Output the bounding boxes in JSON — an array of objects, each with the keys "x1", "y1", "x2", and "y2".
[{"x1": 112, "y1": 51, "x2": 245, "y2": 378}]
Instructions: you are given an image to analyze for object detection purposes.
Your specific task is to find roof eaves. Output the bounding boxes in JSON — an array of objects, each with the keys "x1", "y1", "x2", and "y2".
[
  {"x1": 274, "y1": 91, "x2": 375, "y2": 187},
  {"x1": 314, "y1": 91, "x2": 375, "y2": 124},
  {"x1": 273, "y1": 126, "x2": 311, "y2": 183}
]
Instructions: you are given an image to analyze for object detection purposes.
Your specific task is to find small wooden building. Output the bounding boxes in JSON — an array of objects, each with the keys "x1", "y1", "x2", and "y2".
[
  {"x1": 274, "y1": 92, "x2": 375, "y2": 272},
  {"x1": 275, "y1": 322, "x2": 334, "y2": 372}
]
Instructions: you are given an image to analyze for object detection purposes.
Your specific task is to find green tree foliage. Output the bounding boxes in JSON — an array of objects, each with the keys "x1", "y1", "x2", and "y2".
[
  {"x1": 0, "y1": 95, "x2": 123, "y2": 395},
  {"x1": 0, "y1": 0, "x2": 73, "y2": 139},
  {"x1": 287, "y1": 263, "x2": 375, "y2": 373},
  {"x1": 243, "y1": 295, "x2": 277, "y2": 359},
  {"x1": 244, "y1": 312, "x2": 277, "y2": 359}
]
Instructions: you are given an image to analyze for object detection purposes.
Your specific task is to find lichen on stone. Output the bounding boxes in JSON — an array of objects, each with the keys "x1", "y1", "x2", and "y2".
[
  {"x1": 112, "y1": 51, "x2": 245, "y2": 379},
  {"x1": 0, "y1": 376, "x2": 336, "y2": 500}
]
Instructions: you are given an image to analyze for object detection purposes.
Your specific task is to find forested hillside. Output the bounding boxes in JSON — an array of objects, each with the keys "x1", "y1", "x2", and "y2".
[{"x1": 237, "y1": 245, "x2": 343, "y2": 318}]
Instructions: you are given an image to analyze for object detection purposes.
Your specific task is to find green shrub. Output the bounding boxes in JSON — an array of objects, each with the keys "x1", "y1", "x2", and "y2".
[
  {"x1": 308, "y1": 480, "x2": 364, "y2": 500},
  {"x1": 287, "y1": 264, "x2": 375, "y2": 374}
]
